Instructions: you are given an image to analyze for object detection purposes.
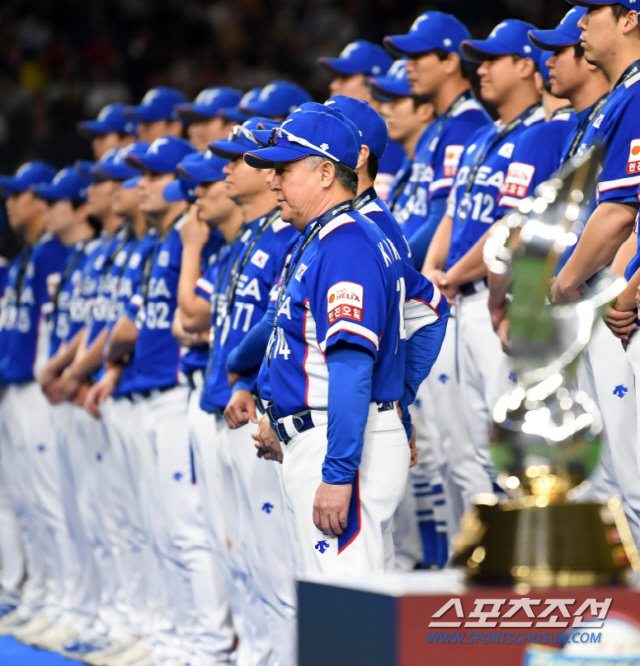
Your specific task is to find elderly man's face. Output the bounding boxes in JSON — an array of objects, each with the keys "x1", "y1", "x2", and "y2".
[{"x1": 270, "y1": 158, "x2": 322, "y2": 230}]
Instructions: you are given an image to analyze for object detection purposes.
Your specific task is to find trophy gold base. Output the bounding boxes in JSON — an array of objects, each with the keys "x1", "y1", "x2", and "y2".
[{"x1": 452, "y1": 497, "x2": 639, "y2": 587}]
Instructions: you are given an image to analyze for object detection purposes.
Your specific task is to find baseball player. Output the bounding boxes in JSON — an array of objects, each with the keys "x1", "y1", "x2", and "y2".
[
  {"x1": 549, "y1": 0, "x2": 640, "y2": 543},
  {"x1": 127, "y1": 87, "x2": 187, "y2": 143},
  {"x1": 0, "y1": 161, "x2": 68, "y2": 636},
  {"x1": 318, "y1": 40, "x2": 405, "y2": 200},
  {"x1": 78, "y1": 103, "x2": 137, "y2": 160},
  {"x1": 424, "y1": 19, "x2": 545, "y2": 487},
  {"x1": 384, "y1": 11, "x2": 492, "y2": 269},
  {"x1": 106, "y1": 137, "x2": 237, "y2": 666},
  {"x1": 176, "y1": 148, "x2": 271, "y2": 666},
  {"x1": 204, "y1": 118, "x2": 299, "y2": 666},
  {"x1": 176, "y1": 87, "x2": 243, "y2": 151},
  {"x1": 369, "y1": 59, "x2": 435, "y2": 218},
  {"x1": 246, "y1": 107, "x2": 449, "y2": 576}
]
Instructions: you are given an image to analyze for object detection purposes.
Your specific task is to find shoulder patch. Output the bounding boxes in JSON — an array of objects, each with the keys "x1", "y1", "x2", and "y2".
[
  {"x1": 502, "y1": 162, "x2": 535, "y2": 199},
  {"x1": 251, "y1": 249, "x2": 270, "y2": 269},
  {"x1": 327, "y1": 280, "x2": 364, "y2": 324},
  {"x1": 627, "y1": 139, "x2": 640, "y2": 175},
  {"x1": 443, "y1": 145, "x2": 464, "y2": 178}
]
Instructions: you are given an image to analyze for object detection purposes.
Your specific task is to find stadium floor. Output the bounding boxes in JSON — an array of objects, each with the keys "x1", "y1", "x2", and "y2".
[{"x1": 0, "y1": 635, "x2": 78, "y2": 665}]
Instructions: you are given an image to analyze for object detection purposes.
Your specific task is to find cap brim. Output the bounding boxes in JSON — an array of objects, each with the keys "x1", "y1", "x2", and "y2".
[
  {"x1": 163, "y1": 180, "x2": 186, "y2": 202},
  {"x1": 0, "y1": 177, "x2": 24, "y2": 195},
  {"x1": 244, "y1": 146, "x2": 309, "y2": 169},
  {"x1": 383, "y1": 34, "x2": 436, "y2": 57},
  {"x1": 177, "y1": 162, "x2": 225, "y2": 184},
  {"x1": 208, "y1": 138, "x2": 255, "y2": 158},
  {"x1": 368, "y1": 76, "x2": 411, "y2": 99},
  {"x1": 126, "y1": 106, "x2": 167, "y2": 122},
  {"x1": 33, "y1": 184, "x2": 61, "y2": 201},
  {"x1": 460, "y1": 39, "x2": 514, "y2": 63},
  {"x1": 565, "y1": 0, "x2": 611, "y2": 6},
  {"x1": 528, "y1": 29, "x2": 579, "y2": 51},
  {"x1": 318, "y1": 57, "x2": 365, "y2": 75},
  {"x1": 122, "y1": 176, "x2": 141, "y2": 189},
  {"x1": 219, "y1": 107, "x2": 252, "y2": 122},
  {"x1": 175, "y1": 104, "x2": 214, "y2": 122},
  {"x1": 77, "y1": 120, "x2": 112, "y2": 138}
]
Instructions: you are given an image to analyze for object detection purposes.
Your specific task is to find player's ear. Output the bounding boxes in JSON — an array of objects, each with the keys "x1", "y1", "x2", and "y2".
[
  {"x1": 517, "y1": 56, "x2": 537, "y2": 81},
  {"x1": 443, "y1": 51, "x2": 461, "y2": 76},
  {"x1": 318, "y1": 159, "x2": 336, "y2": 189},
  {"x1": 356, "y1": 145, "x2": 370, "y2": 171},
  {"x1": 620, "y1": 9, "x2": 640, "y2": 36}
]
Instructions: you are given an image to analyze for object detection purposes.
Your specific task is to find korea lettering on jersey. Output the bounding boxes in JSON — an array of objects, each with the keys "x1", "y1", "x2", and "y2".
[
  {"x1": 126, "y1": 225, "x2": 184, "y2": 392},
  {"x1": 196, "y1": 213, "x2": 298, "y2": 409},
  {"x1": 0, "y1": 233, "x2": 67, "y2": 383},
  {"x1": 391, "y1": 124, "x2": 437, "y2": 239},
  {"x1": 572, "y1": 62, "x2": 640, "y2": 205},
  {"x1": 86, "y1": 230, "x2": 136, "y2": 347},
  {"x1": 498, "y1": 110, "x2": 577, "y2": 215},
  {"x1": 108, "y1": 229, "x2": 157, "y2": 398},
  {"x1": 446, "y1": 106, "x2": 545, "y2": 269},
  {"x1": 180, "y1": 230, "x2": 225, "y2": 377},
  {"x1": 265, "y1": 203, "x2": 448, "y2": 420},
  {"x1": 48, "y1": 238, "x2": 100, "y2": 356}
]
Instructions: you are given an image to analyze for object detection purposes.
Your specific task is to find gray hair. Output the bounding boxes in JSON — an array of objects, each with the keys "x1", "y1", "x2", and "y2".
[{"x1": 304, "y1": 155, "x2": 358, "y2": 195}]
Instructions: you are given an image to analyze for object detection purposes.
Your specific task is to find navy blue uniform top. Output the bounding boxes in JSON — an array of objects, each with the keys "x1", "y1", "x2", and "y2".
[{"x1": 0, "y1": 232, "x2": 67, "y2": 383}]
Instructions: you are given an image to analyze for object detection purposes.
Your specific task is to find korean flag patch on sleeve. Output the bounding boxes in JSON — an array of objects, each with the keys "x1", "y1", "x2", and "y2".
[
  {"x1": 327, "y1": 281, "x2": 364, "y2": 324},
  {"x1": 627, "y1": 139, "x2": 640, "y2": 174}
]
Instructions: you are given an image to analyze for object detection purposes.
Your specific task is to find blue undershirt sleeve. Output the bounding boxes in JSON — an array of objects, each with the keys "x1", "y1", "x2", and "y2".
[
  {"x1": 322, "y1": 344, "x2": 374, "y2": 486},
  {"x1": 226, "y1": 301, "x2": 275, "y2": 374},
  {"x1": 407, "y1": 196, "x2": 448, "y2": 271},
  {"x1": 399, "y1": 315, "x2": 448, "y2": 438}
]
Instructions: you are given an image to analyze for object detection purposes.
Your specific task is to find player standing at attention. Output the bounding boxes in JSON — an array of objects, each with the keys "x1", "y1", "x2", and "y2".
[
  {"x1": 127, "y1": 87, "x2": 187, "y2": 143},
  {"x1": 77, "y1": 103, "x2": 137, "y2": 160},
  {"x1": 247, "y1": 107, "x2": 448, "y2": 575},
  {"x1": 423, "y1": 19, "x2": 545, "y2": 485}
]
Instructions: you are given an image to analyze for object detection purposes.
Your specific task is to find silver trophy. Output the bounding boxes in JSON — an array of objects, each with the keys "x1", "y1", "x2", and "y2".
[{"x1": 453, "y1": 146, "x2": 640, "y2": 587}]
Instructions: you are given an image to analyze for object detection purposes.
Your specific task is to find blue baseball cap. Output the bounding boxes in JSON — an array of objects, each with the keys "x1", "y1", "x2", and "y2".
[
  {"x1": 77, "y1": 103, "x2": 137, "y2": 138},
  {"x1": 122, "y1": 176, "x2": 141, "y2": 189},
  {"x1": 318, "y1": 40, "x2": 393, "y2": 77},
  {"x1": 528, "y1": 8, "x2": 587, "y2": 51},
  {"x1": 368, "y1": 58, "x2": 412, "y2": 100},
  {"x1": 127, "y1": 87, "x2": 187, "y2": 122},
  {"x1": 90, "y1": 142, "x2": 150, "y2": 181},
  {"x1": 384, "y1": 12, "x2": 470, "y2": 57},
  {"x1": 241, "y1": 81, "x2": 312, "y2": 119},
  {"x1": 209, "y1": 117, "x2": 280, "y2": 158},
  {"x1": 125, "y1": 136, "x2": 196, "y2": 173},
  {"x1": 220, "y1": 88, "x2": 260, "y2": 123},
  {"x1": 324, "y1": 96, "x2": 388, "y2": 160},
  {"x1": 566, "y1": 0, "x2": 636, "y2": 9},
  {"x1": 461, "y1": 20, "x2": 543, "y2": 63},
  {"x1": 163, "y1": 170, "x2": 199, "y2": 203},
  {"x1": 34, "y1": 166, "x2": 92, "y2": 202},
  {"x1": 0, "y1": 161, "x2": 56, "y2": 196},
  {"x1": 175, "y1": 87, "x2": 244, "y2": 122},
  {"x1": 177, "y1": 150, "x2": 229, "y2": 184},
  {"x1": 244, "y1": 109, "x2": 360, "y2": 169}
]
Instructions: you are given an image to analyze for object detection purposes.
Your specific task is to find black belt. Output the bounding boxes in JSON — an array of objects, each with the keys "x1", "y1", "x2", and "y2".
[
  {"x1": 124, "y1": 384, "x2": 177, "y2": 401},
  {"x1": 267, "y1": 401, "x2": 396, "y2": 444},
  {"x1": 459, "y1": 277, "x2": 488, "y2": 296},
  {"x1": 186, "y1": 369, "x2": 204, "y2": 391}
]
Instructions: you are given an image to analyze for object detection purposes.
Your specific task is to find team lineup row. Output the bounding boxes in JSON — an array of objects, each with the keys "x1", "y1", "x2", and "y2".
[{"x1": 0, "y1": 2, "x2": 639, "y2": 666}]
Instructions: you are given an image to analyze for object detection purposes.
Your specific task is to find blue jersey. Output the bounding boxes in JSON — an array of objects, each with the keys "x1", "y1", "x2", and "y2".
[
  {"x1": 376, "y1": 139, "x2": 405, "y2": 202},
  {"x1": 196, "y1": 210, "x2": 297, "y2": 411},
  {"x1": 85, "y1": 225, "x2": 134, "y2": 349},
  {"x1": 109, "y1": 229, "x2": 157, "y2": 397},
  {"x1": 446, "y1": 104, "x2": 546, "y2": 270},
  {"x1": 180, "y1": 230, "x2": 225, "y2": 376},
  {"x1": 389, "y1": 124, "x2": 436, "y2": 240},
  {"x1": 263, "y1": 201, "x2": 448, "y2": 419},
  {"x1": 127, "y1": 220, "x2": 186, "y2": 392},
  {"x1": 48, "y1": 238, "x2": 99, "y2": 356},
  {"x1": 391, "y1": 92, "x2": 491, "y2": 241},
  {"x1": 0, "y1": 257, "x2": 7, "y2": 300},
  {"x1": 354, "y1": 186, "x2": 412, "y2": 264},
  {"x1": 0, "y1": 232, "x2": 67, "y2": 384},
  {"x1": 573, "y1": 61, "x2": 640, "y2": 206},
  {"x1": 498, "y1": 108, "x2": 577, "y2": 216}
]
